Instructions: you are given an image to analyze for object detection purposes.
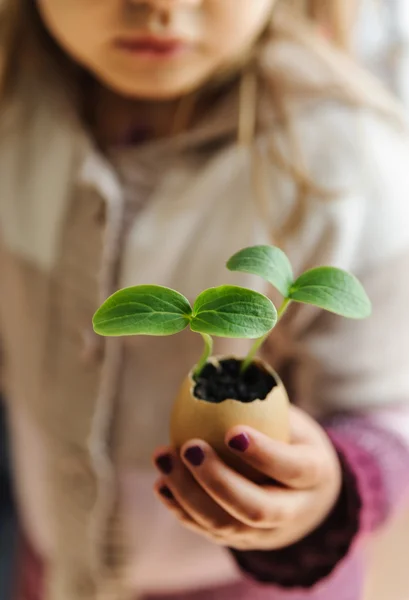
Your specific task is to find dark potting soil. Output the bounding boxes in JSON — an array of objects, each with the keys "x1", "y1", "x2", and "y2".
[{"x1": 193, "y1": 358, "x2": 277, "y2": 404}]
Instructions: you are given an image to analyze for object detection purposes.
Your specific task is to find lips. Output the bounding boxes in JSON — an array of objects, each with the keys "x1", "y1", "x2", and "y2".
[{"x1": 115, "y1": 36, "x2": 189, "y2": 57}]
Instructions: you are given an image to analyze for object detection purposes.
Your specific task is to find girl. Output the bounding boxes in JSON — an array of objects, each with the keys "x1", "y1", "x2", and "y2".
[{"x1": 1, "y1": 1, "x2": 409, "y2": 599}]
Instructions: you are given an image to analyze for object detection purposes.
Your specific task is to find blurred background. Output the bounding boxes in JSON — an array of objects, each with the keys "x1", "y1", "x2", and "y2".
[
  {"x1": 356, "y1": 4, "x2": 409, "y2": 598},
  {"x1": 356, "y1": 0, "x2": 409, "y2": 106},
  {"x1": 0, "y1": 1, "x2": 409, "y2": 598}
]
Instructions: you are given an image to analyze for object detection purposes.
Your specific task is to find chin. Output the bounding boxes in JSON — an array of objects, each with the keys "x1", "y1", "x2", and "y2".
[{"x1": 98, "y1": 69, "x2": 215, "y2": 101}]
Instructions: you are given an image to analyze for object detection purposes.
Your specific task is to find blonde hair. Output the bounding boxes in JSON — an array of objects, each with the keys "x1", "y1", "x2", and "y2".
[{"x1": 0, "y1": 0, "x2": 405, "y2": 239}]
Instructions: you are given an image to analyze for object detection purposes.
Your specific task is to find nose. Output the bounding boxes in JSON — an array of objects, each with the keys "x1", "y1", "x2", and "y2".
[{"x1": 124, "y1": 0, "x2": 202, "y2": 27}]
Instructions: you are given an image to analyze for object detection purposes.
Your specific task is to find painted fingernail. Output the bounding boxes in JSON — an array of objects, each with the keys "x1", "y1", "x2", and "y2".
[
  {"x1": 155, "y1": 454, "x2": 173, "y2": 475},
  {"x1": 159, "y1": 486, "x2": 174, "y2": 501},
  {"x1": 228, "y1": 433, "x2": 250, "y2": 452},
  {"x1": 184, "y1": 446, "x2": 205, "y2": 467}
]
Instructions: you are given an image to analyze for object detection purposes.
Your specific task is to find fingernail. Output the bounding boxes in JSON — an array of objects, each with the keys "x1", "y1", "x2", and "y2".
[
  {"x1": 184, "y1": 446, "x2": 205, "y2": 467},
  {"x1": 159, "y1": 486, "x2": 174, "y2": 500},
  {"x1": 155, "y1": 454, "x2": 173, "y2": 475},
  {"x1": 228, "y1": 433, "x2": 250, "y2": 452}
]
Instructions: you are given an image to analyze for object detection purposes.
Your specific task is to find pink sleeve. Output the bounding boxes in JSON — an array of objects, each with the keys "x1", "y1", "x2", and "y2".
[
  {"x1": 229, "y1": 414, "x2": 409, "y2": 598},
  {"x1": 326, "y1": 413, "x2": 409, "y2": 529}
]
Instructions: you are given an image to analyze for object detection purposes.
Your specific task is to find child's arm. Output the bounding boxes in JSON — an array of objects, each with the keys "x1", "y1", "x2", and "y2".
[
  {"x1": 229, "y1": 411, "x2": 409, "y2": 594},
  {"x1": 229, "y1": 242, "x2": 409, "y2": 593}
]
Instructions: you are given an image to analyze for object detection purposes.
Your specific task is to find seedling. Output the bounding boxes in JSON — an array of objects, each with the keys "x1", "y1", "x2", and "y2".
[
  {"x1": 92, "y1": 245, "x2": 371, "y2": 381},
  {"x1": 92, "y1": 245, "x2": 371, "y2": 456},
  {"x1": 92, "y1": 284, "x2": 277, "y2": 377},
  {"x1": 226, "y1": 245, "x2": 372, "y2": 371}
]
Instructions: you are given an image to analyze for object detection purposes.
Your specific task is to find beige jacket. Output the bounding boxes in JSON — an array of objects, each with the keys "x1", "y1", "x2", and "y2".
[{"x1": 1, "y1": 50, "x2": 409, "y2": 600}]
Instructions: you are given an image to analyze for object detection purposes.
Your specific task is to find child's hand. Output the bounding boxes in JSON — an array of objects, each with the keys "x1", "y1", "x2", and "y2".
[{"x1": 153, "y1": 406, "x2": 342, "y2": 551}]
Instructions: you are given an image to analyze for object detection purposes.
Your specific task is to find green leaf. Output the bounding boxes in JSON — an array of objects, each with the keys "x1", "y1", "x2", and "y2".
[
  {"x1": 191, "y1": 285, "x2": 277, "y2": 338},
  {"x1": 226, "y1": 245, "x2": 294, "y2": 297},
  {"x1": 289, "y1": 267, "x2": 372, "y2": 319},
  {"x1": 92, "y1": 285, "x2": 192, "y2": 336}
]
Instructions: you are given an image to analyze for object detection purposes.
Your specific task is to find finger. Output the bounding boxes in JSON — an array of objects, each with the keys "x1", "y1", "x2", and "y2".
[
  {"x1": 154, "y1": 481, "x2": 212, "y2": 538},
  {"x1": 225, "y1": 427, "x2": 328, "y2": 489},
  {"x1": 181, "y1": 441, "x2": 301, "y2": 528},
  {"x1": 153, "y1": 448, "x2": 243, "y2": 537}
]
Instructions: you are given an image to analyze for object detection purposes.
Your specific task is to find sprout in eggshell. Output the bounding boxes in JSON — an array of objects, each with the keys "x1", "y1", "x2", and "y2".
[{"x1": 92, "y1": 245, "x2": 371, "y2": 476}]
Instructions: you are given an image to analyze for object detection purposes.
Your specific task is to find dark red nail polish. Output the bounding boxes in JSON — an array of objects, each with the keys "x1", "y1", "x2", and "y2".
[
  {"x1": 184, "y1": 446, "x2": 205, "y2": 467},
  {"x1": 159, "y1": 486, "x2": 174, "y2": 500},
  {"x1": 228, "y1": 433, "x2": 250, "y2": 452},
  {"x1": 155, "y1": 454, "x2": 173, "y2": 475}
]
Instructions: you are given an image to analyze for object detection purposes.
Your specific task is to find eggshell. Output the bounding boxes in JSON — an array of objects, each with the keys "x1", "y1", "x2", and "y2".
[{"x1": 170, "y1": 357, "x2": 290, "y2": 480}]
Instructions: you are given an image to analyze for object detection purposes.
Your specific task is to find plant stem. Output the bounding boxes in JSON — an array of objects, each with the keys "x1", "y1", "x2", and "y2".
[
  {"x1": 240, "y1": 333, "x2": 269, "y2": 373},
  {"x1": 241, "y1": 298, "x2": 292, "y2": 373},
  {"x1": 277, "y1": 297, "x2": 291, "y2": 320},
  {"x1": 194, "y1": 333, "x2": 214, "y2": 377}
]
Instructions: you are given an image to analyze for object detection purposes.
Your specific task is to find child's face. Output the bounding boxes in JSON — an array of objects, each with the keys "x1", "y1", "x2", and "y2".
[{"x1": 38, "y1": 0, "x2": 275, "y2": 99}]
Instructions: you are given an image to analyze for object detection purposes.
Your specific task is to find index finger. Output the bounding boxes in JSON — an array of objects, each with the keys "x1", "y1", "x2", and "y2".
[{"x1": 225, "y1": 427, "x2": 330, "y2": 489}]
